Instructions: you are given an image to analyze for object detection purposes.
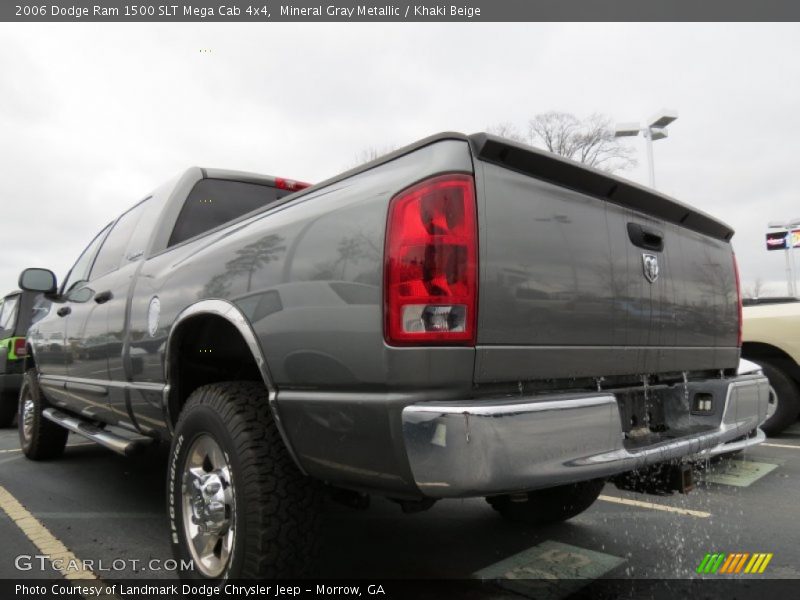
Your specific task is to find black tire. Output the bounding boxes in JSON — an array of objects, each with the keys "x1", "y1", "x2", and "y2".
[
  {"x1": 751, "y1": 360, "x2": 800, "y2": 436},
  {"x1": 487, "y1": 479, "x2": 606, "y2": 526},
  {"x1": 0, "y1": 391, "x2": 17, "y2": 428},
  {"x1": 168, "y1": 381, "x2": 320, "y2": 581},
  {"x1": 18, "y1": 369, "x2": 68, "y2": 460}
]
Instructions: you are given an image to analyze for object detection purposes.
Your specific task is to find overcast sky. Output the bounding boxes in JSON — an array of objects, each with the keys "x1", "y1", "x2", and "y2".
[{"x1": 1, "y1": 22, "x2": 799, "y2": 297}]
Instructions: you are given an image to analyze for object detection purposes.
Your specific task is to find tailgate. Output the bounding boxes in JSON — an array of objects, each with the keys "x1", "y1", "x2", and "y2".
[{"x1": 469, "y1": 133, "x2": 739, "y2": 383}]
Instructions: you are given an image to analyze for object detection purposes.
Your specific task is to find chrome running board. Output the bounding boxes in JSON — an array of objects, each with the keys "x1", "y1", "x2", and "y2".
[{"x1": 42, "y1": 408, "x2": 150, "y2": 456}]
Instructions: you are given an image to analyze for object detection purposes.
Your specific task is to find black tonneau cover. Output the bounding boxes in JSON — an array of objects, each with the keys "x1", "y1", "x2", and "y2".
[{"x1": 469, "y1": 132, "x2": 734, "y2": 242}]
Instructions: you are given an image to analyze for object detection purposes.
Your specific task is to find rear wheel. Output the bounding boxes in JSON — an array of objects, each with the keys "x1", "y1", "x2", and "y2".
[
  {"x1": 487, "y1": 479, "x2": 606, "y2": 525},
  {"x1": 168, "y1": 381, "x2": 321, "y2": 580},
  {"x1": 750, "y1": 360, "x2": 800, "y2": 436},
  {"x1": 18, "y1": 370, "x2": 68, "y2": 459}
]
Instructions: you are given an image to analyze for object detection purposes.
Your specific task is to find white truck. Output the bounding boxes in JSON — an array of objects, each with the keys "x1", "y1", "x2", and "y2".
[{"x1": 742, "y1": 298, "x2": 800, "y2": 434}]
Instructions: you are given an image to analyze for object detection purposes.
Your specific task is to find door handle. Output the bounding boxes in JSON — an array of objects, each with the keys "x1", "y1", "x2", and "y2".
[
  {"x1": 57, "y1": 306, "x2": 71, "y2": 317},
  {"x1": 627, "y1": 223, "x2": 664, "y2": 252},
  {"x1": 94, "y1": 290, "x2": 113, "y2": 304}
]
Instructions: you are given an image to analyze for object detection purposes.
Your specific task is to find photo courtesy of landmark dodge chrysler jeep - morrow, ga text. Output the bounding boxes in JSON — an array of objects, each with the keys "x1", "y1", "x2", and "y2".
[{"x1": 16, "y1": 133, "x2": 769, "y2": 580}]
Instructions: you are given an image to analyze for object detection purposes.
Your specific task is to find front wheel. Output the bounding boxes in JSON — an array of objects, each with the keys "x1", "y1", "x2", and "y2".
[
  {"x1": 168, "y1": 381, "x2": 320, "y2": 580},
  {"x1": 487, "y1": 479, "x2": 606, "y2": 525},
  {"x1": 18, "y1": 369, "x2": 68, "y2": 459}
]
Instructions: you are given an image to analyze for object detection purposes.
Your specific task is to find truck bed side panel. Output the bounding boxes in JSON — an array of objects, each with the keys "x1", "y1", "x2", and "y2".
[{"x1": 128, "y1": 139, "x2": 477, "y2": 494}]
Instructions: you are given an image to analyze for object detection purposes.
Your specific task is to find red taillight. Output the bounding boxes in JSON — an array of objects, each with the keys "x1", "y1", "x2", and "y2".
[
  {"x1": 14, "y1": 338, "x2": 26, "y2": 357},
  {"x1": 733, "y1": 252, "x2": 743, "y2": 347},
  {"x1": 384, "y1": 174, "x2": 477, "y2": 345},
  {"x1": 275, "y1": 177, "x2": 311, "y2": 192}
]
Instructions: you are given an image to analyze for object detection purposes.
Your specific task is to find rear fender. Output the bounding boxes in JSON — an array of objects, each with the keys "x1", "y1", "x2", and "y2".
[{"x1": 164, "y1": 299, "x2": 305, "y2": 473}]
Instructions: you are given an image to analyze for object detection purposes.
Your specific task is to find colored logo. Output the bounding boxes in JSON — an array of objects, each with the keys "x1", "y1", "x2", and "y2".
[
  {"x1": 696, "y1": 552, "x2": 773, "y2": 574},
  {"x1": 766, "y1": 231, "x2": 789, "y2": 251}
]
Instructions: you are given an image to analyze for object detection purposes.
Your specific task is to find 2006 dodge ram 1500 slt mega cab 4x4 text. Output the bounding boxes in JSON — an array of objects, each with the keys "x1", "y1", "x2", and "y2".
[{"x1": 16, "y1": 133, "x2": 769, "y2": 580}]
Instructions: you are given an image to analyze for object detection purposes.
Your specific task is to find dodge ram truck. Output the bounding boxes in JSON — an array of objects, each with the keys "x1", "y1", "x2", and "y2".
[{"x1": 17, "y1": 132, "x2": 769, "y2": 580}]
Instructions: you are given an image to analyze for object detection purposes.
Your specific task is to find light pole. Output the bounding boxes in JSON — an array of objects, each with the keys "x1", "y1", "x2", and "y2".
[
  {"x1": 614, "y1": 109, "x2": 679, "y2": 189},
  {"x1": 768, "y1": 219, "x2": 800, "y2": 296}
]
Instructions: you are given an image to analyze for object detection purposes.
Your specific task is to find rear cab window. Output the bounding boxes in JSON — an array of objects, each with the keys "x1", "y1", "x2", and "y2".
[{"x1": 167, "y1": 179, "x2": 292, "y2": 248}]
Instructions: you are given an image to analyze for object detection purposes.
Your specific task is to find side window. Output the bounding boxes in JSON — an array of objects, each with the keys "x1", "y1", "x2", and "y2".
[
  {"x1": 62, "y1": 224, "x2": 113, "y2": 294},
  {"x1": 168, "y1": 179, "x2": 288, "y2": 248},
  {"x1": 0, "y1": 295, "x2": 19, "y2": 335},
  {"x1": 90, "y1": 199, "x2": 150, "y2": 279},
  {"x1": 123, "y1": 193, "x2": 166, "y2": 261}
]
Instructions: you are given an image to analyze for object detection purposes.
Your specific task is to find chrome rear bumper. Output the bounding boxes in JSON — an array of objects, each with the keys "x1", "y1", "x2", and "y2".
[
  {"x1": 401, "y1": 371, "x2": 769, "y2": 498},
  {"x1": 695, "y1": 427, "x2": 766, "y2": 458}
]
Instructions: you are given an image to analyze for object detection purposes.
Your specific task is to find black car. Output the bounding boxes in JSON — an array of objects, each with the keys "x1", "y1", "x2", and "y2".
[{"x1": 0, "y1": 290, "x2": 44, "y2": 426}]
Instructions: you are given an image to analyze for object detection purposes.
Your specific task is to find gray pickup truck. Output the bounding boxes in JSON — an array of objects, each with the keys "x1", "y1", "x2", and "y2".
[{"x1": 17, "y1": 132, "x2": 769, "y2": 580}]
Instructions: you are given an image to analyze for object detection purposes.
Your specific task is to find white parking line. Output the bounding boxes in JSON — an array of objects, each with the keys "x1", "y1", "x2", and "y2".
[
  {"x1": 761, "y1": 442, "x2": 800, "y2": 450},
  {"x1": 0, "y1": 485, "x2": 97, "y2": 580},
  {"x1": 0, "y1": 485, "x2": 122, "y2": 600},
  {"x1": 598, "y1": 494, "x2": 711, "y2": 518}
]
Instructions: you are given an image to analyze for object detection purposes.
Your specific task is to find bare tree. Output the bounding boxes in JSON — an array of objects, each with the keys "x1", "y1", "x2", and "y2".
[
  {"x1": 490, "y1": 112, "x2": 637, "y2": 173},
  {"x1": 348, "y1": 145, "x2": 398, "y2": 169},
  {"x1": 744, "y1": 277, "x2": 765, "y2": 299},
  {"x1": 200, "y1": 234, "x2": 286, "y2": 297},
  {"x1": 486, "y1": 122, "x2": 525, "y2": 144}
]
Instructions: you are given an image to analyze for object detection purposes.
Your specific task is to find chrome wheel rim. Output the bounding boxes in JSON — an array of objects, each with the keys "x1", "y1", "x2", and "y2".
[
  {"x1": 181, "y1": 434, "x2": 235, "y2": 578},
  {"x1": 22, "y1": 396, "x2": 35, "y2": 441},
  {"x1": 766, "y1": 384, "x2": 778, "y2": 421}
]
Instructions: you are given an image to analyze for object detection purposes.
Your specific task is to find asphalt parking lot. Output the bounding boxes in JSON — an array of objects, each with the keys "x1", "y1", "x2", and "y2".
[{"x1": 1, "y1": 423, "x2": 799, "y2": 596}]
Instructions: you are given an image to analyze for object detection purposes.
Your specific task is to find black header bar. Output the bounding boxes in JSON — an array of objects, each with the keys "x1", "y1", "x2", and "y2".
[{"x1": 4, "y1": 0, "x2": 800, "y2": 22}]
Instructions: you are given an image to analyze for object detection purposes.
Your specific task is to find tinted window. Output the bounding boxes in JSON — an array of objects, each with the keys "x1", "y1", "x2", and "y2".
[
  {"x1": 90, "y1": 199, "x2": 150, "y2": 279},
  {"x1": 62, "y1": 224, "x2": 112, "y2": 293},
  {"x1": 124, "y1": 194, "x2": 165, "y2": 261},
  {"x1": 168, "y1": 179, "x2": 288, "y2": 248},
  {"x1": 0, "y1": 295, "x2": 18, "y2": 334}
]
